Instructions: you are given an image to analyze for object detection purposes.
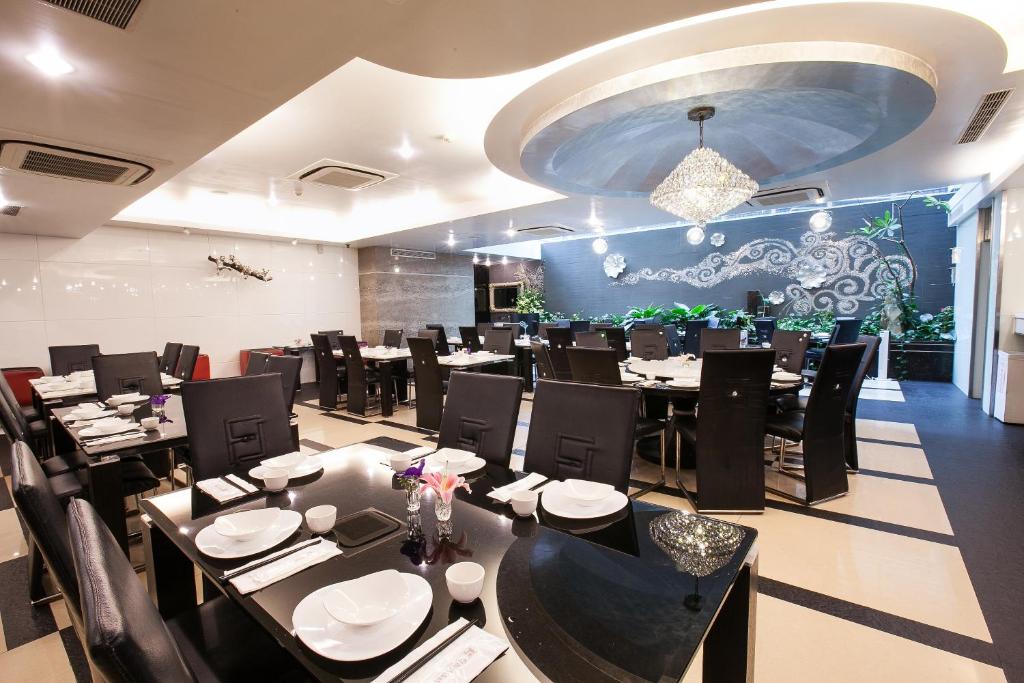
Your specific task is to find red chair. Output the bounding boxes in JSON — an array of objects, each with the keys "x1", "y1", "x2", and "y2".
[
  {"x1": 2, "y1": 367, "x2": 44, "y2": 406},
  {"x1": 239, "y1": 348, "x2": 283, "y2": 375},
  {"x1": 192, "y1": 354, "x2": 211, "y2": 380}
]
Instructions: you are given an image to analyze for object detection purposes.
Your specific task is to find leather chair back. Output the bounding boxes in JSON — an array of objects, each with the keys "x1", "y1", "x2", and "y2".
[
  {"x1": 0, "y1": 386, "x2": 29, "y2": 441},
  {"x1": 0, "y1": 373, "x2": 29, "y2": 436},
  {"x1": 604, "y1": 327, "x2": 628, "y2": 362},
  {"x1": 682, "y1": 320, "x2": 709, "y2": 357},
  {"x1": 418, "y1": 329, "x2": 440, "y2": 347},
  {"x1": 476, "y1": 322, "x2": 495, "y2": 338},
  {"x1": 483, "y1": 328, "x2": 514, "y2": 355},
  {"x1": 532, "y1": 342, "x2": 555, "y2": 380},
  {"x1": 832, "y1": 318, "x2": 863, "y2": 345},
  {"x1": 438, "y1": 372, "x2": 523, "y2": 466},
  {"x1": 425, "y1": 324, "x2": 451, "y2": 356},
  {"x1": 574, "y1": 331, "x2": 608, "y2": 349},
  {"x1": 664, "y1": 325, "x2": 683, "y2": 356},
  {"x1": 49, "y1": 344, "x2": 100, "y2": 375},
  {"x1": 524, "y1": 379, "x2": 639, "y2": 492},
  {"x1": 694, "y1": 350, "x2": 775, "y2": 511},
  {"x1": 752, "y1": 318, "x2": 776, "y2": 345},
  {"x1": 544, "y1": 328, "x2": 573, "y2": 380},
  {"x1": 93, "y1": 352, "x2": 162, "y2": 401},
  {"x1": 844, "y1": 335, "x2": 880, "y2": 470},
  {"x1": 568, "y1": 320, "x2": 591, "y2": 338},
  {"x1": 265, "y1": 355, "x2": 302, "y2": 413},
  {"x1": 382, "y1": 329, "x2": 403, "y2": 348},
  {"x1": 699, "y1": 328, "x2": 741, "y2": 357},
  {"x1": 630, "y1": 323, "x2": 663, "y2": 332},
  {"x1": 630, "y1": 329, "x2": 668, "y2": 360},
  {"x1": 244, "y1": 351, "x2": 271, "y2": 376},
  {"x1": 318, "y1": 330, "x2": 344, "y2": 351},
  {"x1": 159, "y1": 343, "x2": 183, "y2": 376},
  {"x1": 459, "y1": 326, "x2": 482, "y2": 353},
  {"x1": 566, "y1": 347, "x2": 621, "y2": 386},
  {"x1": 408, "y1": 337, "x2": 444, "y2": 430},
  {"x1": 174, "y1": 345, "x2": 200, "y2": 381},
  {"x1": 67, "y1": 499, "x2": 194, "y2": 682},
  {"x1": 182, "y1": 375, "x2": 295, "y2": 480},
  {"x1": 11, "y1": 441, "x2": 80, "y2": 614},
  {"x1": 771, "y1": 330, "x2": 811, "y2": 373},
  {"x1": 310, "y1": 333, "x2": 343, "y2": 409},
  {"x1": 338, "y1": 335, "x2": 370, "y2": 412},
  {"x1": 536, "y1": 323, "x2": 557, "y2": 340}
]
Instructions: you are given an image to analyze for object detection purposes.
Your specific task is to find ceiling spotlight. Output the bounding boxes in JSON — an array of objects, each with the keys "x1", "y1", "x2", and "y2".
[
  {"x1": 182, "y1": 228, "x2": 191, "y2": 236},
  {"x1": 291, "y1": 239, "x2": 298, "y2": 245},
  {"x1": 472, "y1": 253, "x2": 480, "y2": 264},
  {"x1": 809, "y1": 210, "x2": 833, "y2": 233},
  {"x1": 685, "y1": 226, "x2": 706, "y2": 246},
  {"x1": 592, "y1": 237, "x2": 609, "y2": 254},
  {"x1": 26, "y1": 46, "x2": 74, "y2": 77},
  {"x1": 396, "y1": 138, "x2": 415, "y2": 160},
  {"x1": 814, "y1": 195, "x2": 827, "y2": 204},
  {"x1": 446, "y1": 233, "x2": 456, "y2": 247},
  {"x1": 393, "y1": 265, "x2": 400, "y2": 273},
  {"x1": 484, "y1": 256, "x2": 492, "y2": 267},
  {"x1": 500, "y1": 255, "x2": 509, "y2": 265},
  {"x1": 293, "y1": 180, "x2": 304, "y2": 197},
  {"x1": 587, "y1": 201, "x2": 603, "y2": 229}
]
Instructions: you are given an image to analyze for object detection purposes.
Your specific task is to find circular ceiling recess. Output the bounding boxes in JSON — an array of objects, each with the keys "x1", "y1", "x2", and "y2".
[{"x1": 519, "y1": 46, "x2": 937, "y2": 197}]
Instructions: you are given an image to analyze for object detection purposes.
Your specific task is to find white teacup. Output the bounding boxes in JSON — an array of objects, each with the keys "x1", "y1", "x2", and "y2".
[
  {"x1": 645, "y1": 372, "x2": 658, "y2": 381},
  {"x1": 445, "y1": 562, "x2": 485, "y2": 604},
  {"x1": 389, "y1": 453, "x2": 413, "y2": 473},
  {"x1": 509, "y1": 489, "x2": 538, "y2": 517},
  {"x1": 305, "y1": 505, "x2": 337, "y2": 534},
  {"x1": 140, "y1": 416, "x2": 159, "y2": 430},
  {"x1": 117, "y1": 403, "x2": 135, "y2": 416},
  {"x1": 260, "y1": 467, "x2": 289, "y2": 492}
]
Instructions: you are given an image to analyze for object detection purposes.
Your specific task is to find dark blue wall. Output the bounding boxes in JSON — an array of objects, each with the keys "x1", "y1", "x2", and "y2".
[{"x1": 541, "y1": 196, "x2": 955, "y2": 318}]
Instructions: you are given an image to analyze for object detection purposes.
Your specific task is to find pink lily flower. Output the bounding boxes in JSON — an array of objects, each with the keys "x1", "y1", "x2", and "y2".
[{"x1": 419, "y1": 470, "x2": 472, "y2": 504}]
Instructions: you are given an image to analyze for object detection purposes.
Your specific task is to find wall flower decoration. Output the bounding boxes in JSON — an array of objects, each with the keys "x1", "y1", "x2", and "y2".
[
  {"x1": 710, "y1": 232, "x2": 725, "y2": 247},
  {"x1": 794, "y1": 261, "x2": 827, "y2": 289},
  {"x1": 767, "y1": 290, "x2": 785, "y2": 305},
  {"x1": 603, "y1": 253, "x2": 626, "y2": 278}
]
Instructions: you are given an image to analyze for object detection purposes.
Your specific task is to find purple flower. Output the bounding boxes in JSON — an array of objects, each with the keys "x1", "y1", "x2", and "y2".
[
  {"x1": 400, "y1": 460, "x2": 425, "y2": 480},
  {"x1": 150, "y1": 394, "x2": 170, "y2": 407}
]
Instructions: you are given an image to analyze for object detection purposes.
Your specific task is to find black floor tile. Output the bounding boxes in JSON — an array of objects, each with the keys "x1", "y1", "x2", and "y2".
[{"x1": 0, "y1": 556, "x2": 58, "y2": 650}]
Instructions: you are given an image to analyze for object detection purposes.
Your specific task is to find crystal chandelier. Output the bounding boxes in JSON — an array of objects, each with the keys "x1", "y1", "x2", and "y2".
[{"x1": 649, "y1": 106, "x2": 759, "y2": 229}]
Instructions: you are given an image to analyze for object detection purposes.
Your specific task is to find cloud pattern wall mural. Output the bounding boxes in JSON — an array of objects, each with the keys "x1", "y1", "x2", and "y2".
[{"x1": 612, "y1": 231, "x2": 911, "y2": 315}]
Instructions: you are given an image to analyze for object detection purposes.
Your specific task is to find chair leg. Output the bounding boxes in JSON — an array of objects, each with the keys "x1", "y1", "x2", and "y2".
[
  {"x1": 28, "y1": 541, "x2": 61, "y2": 605},
  {"x1": 630, "y1": 431, "x2": 666, "y2": 499}
]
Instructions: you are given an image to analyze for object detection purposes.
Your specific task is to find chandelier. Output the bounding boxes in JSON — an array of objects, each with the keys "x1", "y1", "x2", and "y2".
[{"x1": 649, "y1": 106, "x2": 759, "y2": 230}]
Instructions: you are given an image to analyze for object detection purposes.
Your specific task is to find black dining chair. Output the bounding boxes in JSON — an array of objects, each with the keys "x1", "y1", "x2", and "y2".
[
  {"x1": 531, "y1": 341, "x2": 556, "y2": 380},
  {"x1": 408, "y1": 336, "x2": 445, "y2": 430},
  {"x1": 544, "y1": 327, "x2": 574, "y2": 380},
  {"x1": 311, "y1": 333, "x2": 346, "y2": 410},
  {"x1": 339, "y1": 335, "x2": 396, "y2": 417},
  {"x1": 425, "y1": 324, "x2": 451, "y2": 356},
  {"x1": 699, "y1": 328, "x2": 741, "y2": 357},
  {"x1": 764, "y1": 343, "x2": 865, "y2": 505},
  {"x1": 574, "y1": 330, "x2": 609, "y2": 349},
  {"x1": 49, "y1": 344, "x2": 100, "y2": 375},
  {"x1": 459, "y1": 326, "x2": 483, "y2": 353},
  {"x1": 523, "y1": 380, "x2": 639, "y2": 493},
  {"x1": 682, "y1": 320, "x2": 709, "y2": 357},
  {"x1": 536, "y1": 322, "x2": 557, "y2": 340},
  {"x1": 92, "y1": 352, "x2": 163, "y2": 401},
  {"x1": 604, "y1": 327, "x2": 628, "y2": 362},
  {"x1": 804, "y1": 318, "x2": 862, "y2": 369},
  {"x1": 664, "y1": 325, "x2": 683, "y2": 356},
  {"x1": 752, "y1": 318, "x2": 777, "y2": 345},
  {"x1": 631, "y1": 323, "x2": 663, "y2": 332},
  {"x1": 158, "y1": 342, "x2": 183, "y2": 376},
  {"x1": 382, "y1": 328, "x2": 404, "y2": 348},
  {"x1": 672, "y1": 349, "x2": 775, "y2": 513},
  {"x1": 482, "y1": 328, "x2": 515, "y2": 355},
  {"x1": 437, "y1": 372, "x2": 524, "y2": 467},
  {"x1": 771, "y1": 330, "x2": 811, "y2": 373},
  {"x1": 244, "y1": 351, "x2": 271, "y2": 376},
  {"x1": 318, "y1": 330, "x2": 344, "y2": 351},
  {"x1": 66, "y1": 499, "x2": 308, "y2": 683},
  {"x1": 568, "y1": 320, "x2": 591, "y2": 339},
  {"x1": 566, "y1": 347, "x2": 621, "y2": 385},
  {"x1": 630, "y1": 329, "x2": 668, "y2": 360},
  {"x1": 0, "y1": 378, "x2": 54, "y2": 462},
  {"x1": 265, "y1": 354, "x2": 303, "y2": 415},
  {"x1": 476, "y1": 322, "x2": 495, "y2": 337},
  {"x1": 181, "y1": 375, "x2": 295, "y2": 481},
  {"x1": 174, "y1": 345, "x2": 200, "y2": 381},
  {"x1": 418, "y1": 328, "x2": 440, "y2": 346}
]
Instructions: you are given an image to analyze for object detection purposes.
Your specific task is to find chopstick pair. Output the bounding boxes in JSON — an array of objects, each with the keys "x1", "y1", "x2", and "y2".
[
  {"x1": 386, "y1": 619, "x2": 479, "y2": 683},
  {"x1": 219, "y1": 538, "x2": 322, "y2": 583}
]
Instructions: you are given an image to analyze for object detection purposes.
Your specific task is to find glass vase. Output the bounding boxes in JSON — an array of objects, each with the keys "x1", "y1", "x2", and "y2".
[
  {"x1": 435, "y1": 498, "x2": 452, "y2": 522},
  {"x1": 406, "y1": 488, "x2": 421, "y2": 513}
]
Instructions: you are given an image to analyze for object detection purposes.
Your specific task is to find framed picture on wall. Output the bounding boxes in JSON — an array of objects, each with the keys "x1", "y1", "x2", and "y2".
[{"x1": 489, "y1": 281, "x2": 522, "y2": 312}]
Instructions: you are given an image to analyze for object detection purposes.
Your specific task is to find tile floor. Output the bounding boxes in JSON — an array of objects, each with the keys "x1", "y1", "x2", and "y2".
[{"x1": 0, "y1": 379, "x2": 1020, "y2": 682}]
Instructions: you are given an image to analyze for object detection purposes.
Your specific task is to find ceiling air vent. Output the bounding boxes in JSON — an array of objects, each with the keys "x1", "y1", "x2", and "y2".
[
  {"x1": 291, "y1": 159, "x2": 397, "y2": 191},
  {"x1": 516, "y1": 224, "x2": 574, "y2": 238},
  {"x1": 43, "y1": 0, "x2": 142, "y2": 30},
  {"x1": 957, "y1": 89, "x2": 1014, "y2": 144},
  {"x1": 1, "y1": 205, "x2": 22, "y2": 216},
  {"x1": 390, "y1": 248, "x2": 436, "y2": 260},
  {"x1": 745, "y1": 186, "x2": 825, "y2": 209},
  {"x1": 0, "y1": 141, "x2": 153, "y2": 185}
]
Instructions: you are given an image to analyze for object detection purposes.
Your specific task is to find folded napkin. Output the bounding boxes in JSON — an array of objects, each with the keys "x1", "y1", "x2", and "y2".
[
  {"x1": 63, "y1": 409, "x2": 116, "y2": 424},
  {"x1": 620, "y1": 372, "x2": 643, "y2": 382},
  {"x1": 196, "y1": 474, "x2": 259, "y2": 503},
  {"x1": 82, "y1": 431, "x2": 145, "y2": 447},
  {"x1": 487, "y1": 472, "x2": 547, "y2": 503},
  {"x1": 230, "y1": 538, "x2": 341, "y2": 594},
  {"x1": 31, "y1": 375, "x2": 65, "y2": 385},
  {"x1": 39, "y1": 386, "x2": 87, "y2": 398},
  {"x1": 372, "y1": 618, "x2": 509, "y2": 683}
]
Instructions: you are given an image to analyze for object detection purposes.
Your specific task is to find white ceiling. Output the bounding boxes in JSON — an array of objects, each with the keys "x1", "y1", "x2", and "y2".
[{"x1": 3, "y1": 0, "x2": 1024, "y2": 250}]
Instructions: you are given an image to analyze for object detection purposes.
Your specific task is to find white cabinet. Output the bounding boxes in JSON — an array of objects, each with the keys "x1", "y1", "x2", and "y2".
[{"x1": 993, "y1": 351, "x2": 1024, "y2": 424}]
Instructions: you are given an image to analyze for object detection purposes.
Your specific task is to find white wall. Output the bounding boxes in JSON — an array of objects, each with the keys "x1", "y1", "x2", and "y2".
[
  {"x1": 952, "y1": 212, "x2": 977, "y2": 395},
  {"x1": 0, "y1": 227, "x2": 360, "y2": 377}
]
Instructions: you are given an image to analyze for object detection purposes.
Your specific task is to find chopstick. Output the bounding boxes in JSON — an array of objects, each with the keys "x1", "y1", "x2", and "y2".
[
  {"x1": 219, "y1": 538, "x2": 321, "y2": 582},
  {"x1": 387, "y1": 619, "x2": 479, "y2": 683},
  {"x1": 220, "y1": 476, "x2": 250, "y2": 494}
]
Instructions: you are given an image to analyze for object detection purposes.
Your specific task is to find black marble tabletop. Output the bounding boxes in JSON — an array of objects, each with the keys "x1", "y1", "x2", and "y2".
[{"x1": 51, "y1": 394, "x2": 187, "y2": 456}]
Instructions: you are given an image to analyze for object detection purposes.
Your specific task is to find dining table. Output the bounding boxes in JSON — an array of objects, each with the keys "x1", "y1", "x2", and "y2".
[{"x1": 141, "y1": 441, "x2": 759, "y2": 683}]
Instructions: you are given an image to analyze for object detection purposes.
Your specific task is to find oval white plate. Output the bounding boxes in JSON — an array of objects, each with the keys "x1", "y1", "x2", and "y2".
[
  {"x1": 322, "y1": 569, "x2": 409, "y2": 626},
  {"x1": 772, "y1": 372, "x2": 802, "y2": 383},
  {"x1": 424, "y1": 455, "x2": 486, "y2": 476},
  {"x1": 195, "y1": 510, "x2": 302, "y2": 559},
  {"x1": 541, "y1": 481, "x2": 628, "y2": 520},
  {"x1": 78, "y1": 419, "x2": 135, "y2": 437},
  {"x1": 292, "y1": 573, "x2": 432, "y2": 662},
  {"x1": 249, "y1": 456, "x2": 323, "y2": 481},
  {"x1": 666, "y1": 378, "x2": 700, "y2": 388},
  {"x1": 432, "y1": 447, "x2": 475, "y2": 466}
]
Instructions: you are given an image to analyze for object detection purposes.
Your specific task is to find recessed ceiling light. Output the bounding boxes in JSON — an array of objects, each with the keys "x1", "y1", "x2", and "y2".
[
  {"x1": 472, "y1": 253, "x2": 480, "y2": 264},
  {"x1": 446, "y1": 233, "x2": 456, "y2": 247},
  {"x1": 592, "y1": 237, "x2": 609, "y2": 254},
  {"x1": 291, "y1": 239, "x2": 298, "y2": 245},
  {"x1": 26, "y1": 47, "x2": 74, "y2": 77},
  {"x1": 500, "y1": 256, "x2": 509, "y2": 265},
  {"x1": 396, "y1": 138, "x2": 415, "y2": 160},
  {"x1": 393, "y1": 265, "x2": 400, "y2": 273},
  {"x1": 484, "y1": 256, "x2": 492, "y2": 267}
]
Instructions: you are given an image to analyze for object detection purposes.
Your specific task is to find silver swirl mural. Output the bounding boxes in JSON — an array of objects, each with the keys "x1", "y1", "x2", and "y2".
[{"x1": 612, "y1": 231, "x2": 910, "y2": 314}]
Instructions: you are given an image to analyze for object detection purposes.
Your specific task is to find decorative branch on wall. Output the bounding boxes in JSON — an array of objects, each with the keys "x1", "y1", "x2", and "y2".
[
  {"x1": 611, "y1": 230, "x2": 911, "y2": 315},
  {"x1": 207, "y1": 254, "x2": 273, "y2": 282}
]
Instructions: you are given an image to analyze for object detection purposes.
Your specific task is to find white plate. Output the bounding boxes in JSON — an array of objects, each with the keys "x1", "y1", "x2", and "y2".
[
  {"x1": 322, "y1": 569, "x2": 408, "y2": 626},
  {"x1": 666, "y1": 378, "x2": 700, "y2": 388},
  {"x1": 248, "y1": 456, "x2": 323, "y2": 481},
  {"x1": 195, "y1": 509, "x2": 302, "y2": 559},
  {"x1": 541, "y1": 481, "x2": 629, "y2": 520},
  {"x1": 424, "y1": 455, "x2": 486, "y2": 476},
  {"x1": 106, "y1": 393, "x2": 149, "y2": 406},
  {"x1": 260, "y1": 451, "x2": 306, "y2": 471},
  {"x1": 772, "y1": 372, "x2": 802, "y2": 382},
  {"x1": 292, "y1": 573, "x2": 432, "y2": 662},
  {"x1": 78, "y1": 418, "x2": 136, "y2": 437},
  {"x1": 214, "y1": 508, "x2": 282, "y2": 543},
  {"x1": 432, "y1": 447, "x2": 475, "y2": 466}
]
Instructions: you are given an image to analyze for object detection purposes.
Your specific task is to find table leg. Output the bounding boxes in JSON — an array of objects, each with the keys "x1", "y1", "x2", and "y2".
[
  {"x1": 380, "y1": 361, "x2": 394, "y2": 417},
  {"x1": 87, "y1": 456, "x2": 128, "y2": 555},
  {"x1": 143, "y1": 517, "x2": 199, "y2": 619},
  {"x1": 703, "y1": 555, "x2": 757, "y2": 683},
  {"x1": 520, "y1": 346, "x2": 534, "y2": 392}
]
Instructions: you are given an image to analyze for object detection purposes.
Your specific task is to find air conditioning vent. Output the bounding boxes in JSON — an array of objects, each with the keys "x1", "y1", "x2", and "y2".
[
  {"x1": 0, "y1": 141, "x2": 154, "y2": 185},
  {"x1": 291, "y1": 159, "x2": 397, "y2": 191},
  {"x1": 43, "y1": 0, "x2": 142, "y2": 30},
  {"x1": 1, "y1": 205, "x2": 22, "y2": 216},
  {"x1": 745, "y1": 186, "x2": 825, "y2": 208},
  {"x1": 957, "y1": 89, "x2": 1014, "y2": 144},
  {"x1": 516, "y1": 224, "x2": 575, "y2": 238},
  {"x1": 390, "y1": 248, "x2": 436, "y2": 260}
]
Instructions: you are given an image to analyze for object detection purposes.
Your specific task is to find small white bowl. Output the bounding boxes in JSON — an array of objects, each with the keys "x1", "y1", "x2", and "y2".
[
  {"x1": 446, "y1": 562, "x2": 485, "y2": 604},
  {"x1": 389, "y1": 453, "x2": 413, "y2": 473},
  {"x1": 214, "y1": 508, "x2": 281, "y2": 543},
  {"x1": 140, "y1": 416, "x2": 159, "y2": 430},
  {"x1": 645, "y1": 372, "x2": 658, "y2": 381},
  {"x1": 564, "y1": 479, "x2": 614, "y2": 507},
  {"x1": 323, "y1": 569, "x2": 408, "y2": 626},
  {"x1": 260, "y1": 467, "x2": 289, "y2": 492},
  {"x1": 117, "y1": 403, "x2": 135, "y2": 416},
  {"x1": 509, "y1": 489, "x2": 538, "y2": 517},
  {"x1": 305, "y1": 504, "x2": 337, "y2": 534},
  {"x1": 261, "y1": 451, "x2": 305, "y2": 472}
]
